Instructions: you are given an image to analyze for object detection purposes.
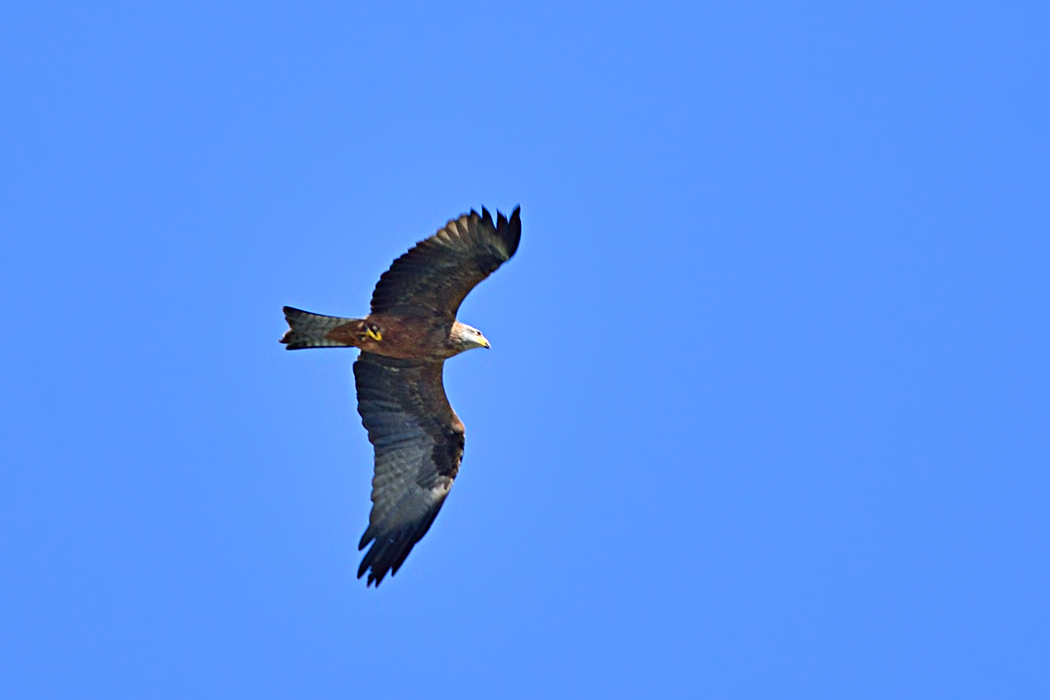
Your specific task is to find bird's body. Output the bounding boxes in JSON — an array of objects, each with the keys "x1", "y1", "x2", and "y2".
[
  {"x1": 281, "y1": 207, "x2": 521, "y2": 586},
  {"x1": 320, "y1": 313, "x2": 479, "y2": 360}
]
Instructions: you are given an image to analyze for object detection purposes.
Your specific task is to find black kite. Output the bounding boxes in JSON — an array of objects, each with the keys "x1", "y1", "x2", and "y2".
[{"x1": 281, "y1": 207, "x2": 521, "y2": 586}]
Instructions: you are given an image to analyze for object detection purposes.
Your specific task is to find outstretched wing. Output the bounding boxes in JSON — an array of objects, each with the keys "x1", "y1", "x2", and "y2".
[
  {"x1": 370, "y1": 206, "x2": 521, "y2": 317},
  {"x1": 352, "y1": 351, "x2": 465, "y2": 586}
]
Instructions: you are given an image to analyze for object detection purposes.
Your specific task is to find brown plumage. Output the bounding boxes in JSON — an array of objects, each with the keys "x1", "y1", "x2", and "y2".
[{"x1": 281, "y1": 207, "x2": 521, "y2": 586}]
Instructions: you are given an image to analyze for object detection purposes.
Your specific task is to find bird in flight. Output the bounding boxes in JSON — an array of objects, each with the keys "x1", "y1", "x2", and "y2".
[{"x1": 281, "y1": 207, "x2": 522, "y2": 586}]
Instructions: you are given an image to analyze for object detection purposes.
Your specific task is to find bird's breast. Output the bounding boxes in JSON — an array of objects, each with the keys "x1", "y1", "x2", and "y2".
[{"x1": 361, "y1": 313, "x2": 457, "y2": 360}]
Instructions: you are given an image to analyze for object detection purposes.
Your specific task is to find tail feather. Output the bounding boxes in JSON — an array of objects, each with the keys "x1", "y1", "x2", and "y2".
[{"x1": 281, "y1": 306, "x2": 360, "y2": 349}]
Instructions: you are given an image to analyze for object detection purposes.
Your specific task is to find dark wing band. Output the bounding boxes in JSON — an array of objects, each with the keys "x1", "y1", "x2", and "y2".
[
  {"x1": 353, "y1": 352, "x2": 465, "y2": 586},
  {"x1": 370, "y1": 206, "x2": 521, "y2": 317}
]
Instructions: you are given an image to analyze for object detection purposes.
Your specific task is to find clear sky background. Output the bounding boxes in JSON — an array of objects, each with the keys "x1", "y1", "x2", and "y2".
[{"x1": 2, "y1": 2, "x2": 1048, "y2": 698}]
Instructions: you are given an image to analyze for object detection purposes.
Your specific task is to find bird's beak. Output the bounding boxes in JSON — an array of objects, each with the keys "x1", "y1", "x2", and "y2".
[{"x1": 479, "y1": 336, "x2": 491, "y2": 349}]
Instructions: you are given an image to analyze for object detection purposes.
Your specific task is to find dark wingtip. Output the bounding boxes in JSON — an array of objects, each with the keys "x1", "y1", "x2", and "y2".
[
  {"x1": 357, "y1": 526, "x2": 392, "y2": 587},
  {"x1": 358, "y1": 527, "x2": 374, "y2": 551},
  {"x1": 501, "y1": 205, "x2": 522, "y2": 258},
  {"x1": 357, "y1": 552, "x2": 389, "y2": 588}
]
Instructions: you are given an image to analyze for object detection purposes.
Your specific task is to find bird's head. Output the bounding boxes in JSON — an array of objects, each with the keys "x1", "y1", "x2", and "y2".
[{"x1": 451, "y1": 321, "x2": 491, "y2": 352}]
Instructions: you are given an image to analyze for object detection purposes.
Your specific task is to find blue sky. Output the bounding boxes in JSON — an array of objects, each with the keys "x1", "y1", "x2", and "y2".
[{"x1": 2, "y1": 2, "x2": 1048, "y2": 697}]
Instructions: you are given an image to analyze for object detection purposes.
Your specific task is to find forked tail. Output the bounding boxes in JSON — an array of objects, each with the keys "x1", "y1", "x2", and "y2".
[{"x1": 280, "y1": 306, "x2": 361, "y2": 349}]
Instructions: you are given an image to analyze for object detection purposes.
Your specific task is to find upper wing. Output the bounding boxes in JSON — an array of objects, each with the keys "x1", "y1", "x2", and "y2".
[
  {"x1": 370, "y1": 206, "x2": 521, "y2": 317},
  {"x1": 352, "y1": 351, "x2": 465, "y2": 586}
]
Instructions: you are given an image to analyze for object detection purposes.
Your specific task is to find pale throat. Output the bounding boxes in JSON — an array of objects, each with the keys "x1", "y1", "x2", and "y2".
[{"x1": 450, "y1": 321, "x2": 487, "y2": 350}]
